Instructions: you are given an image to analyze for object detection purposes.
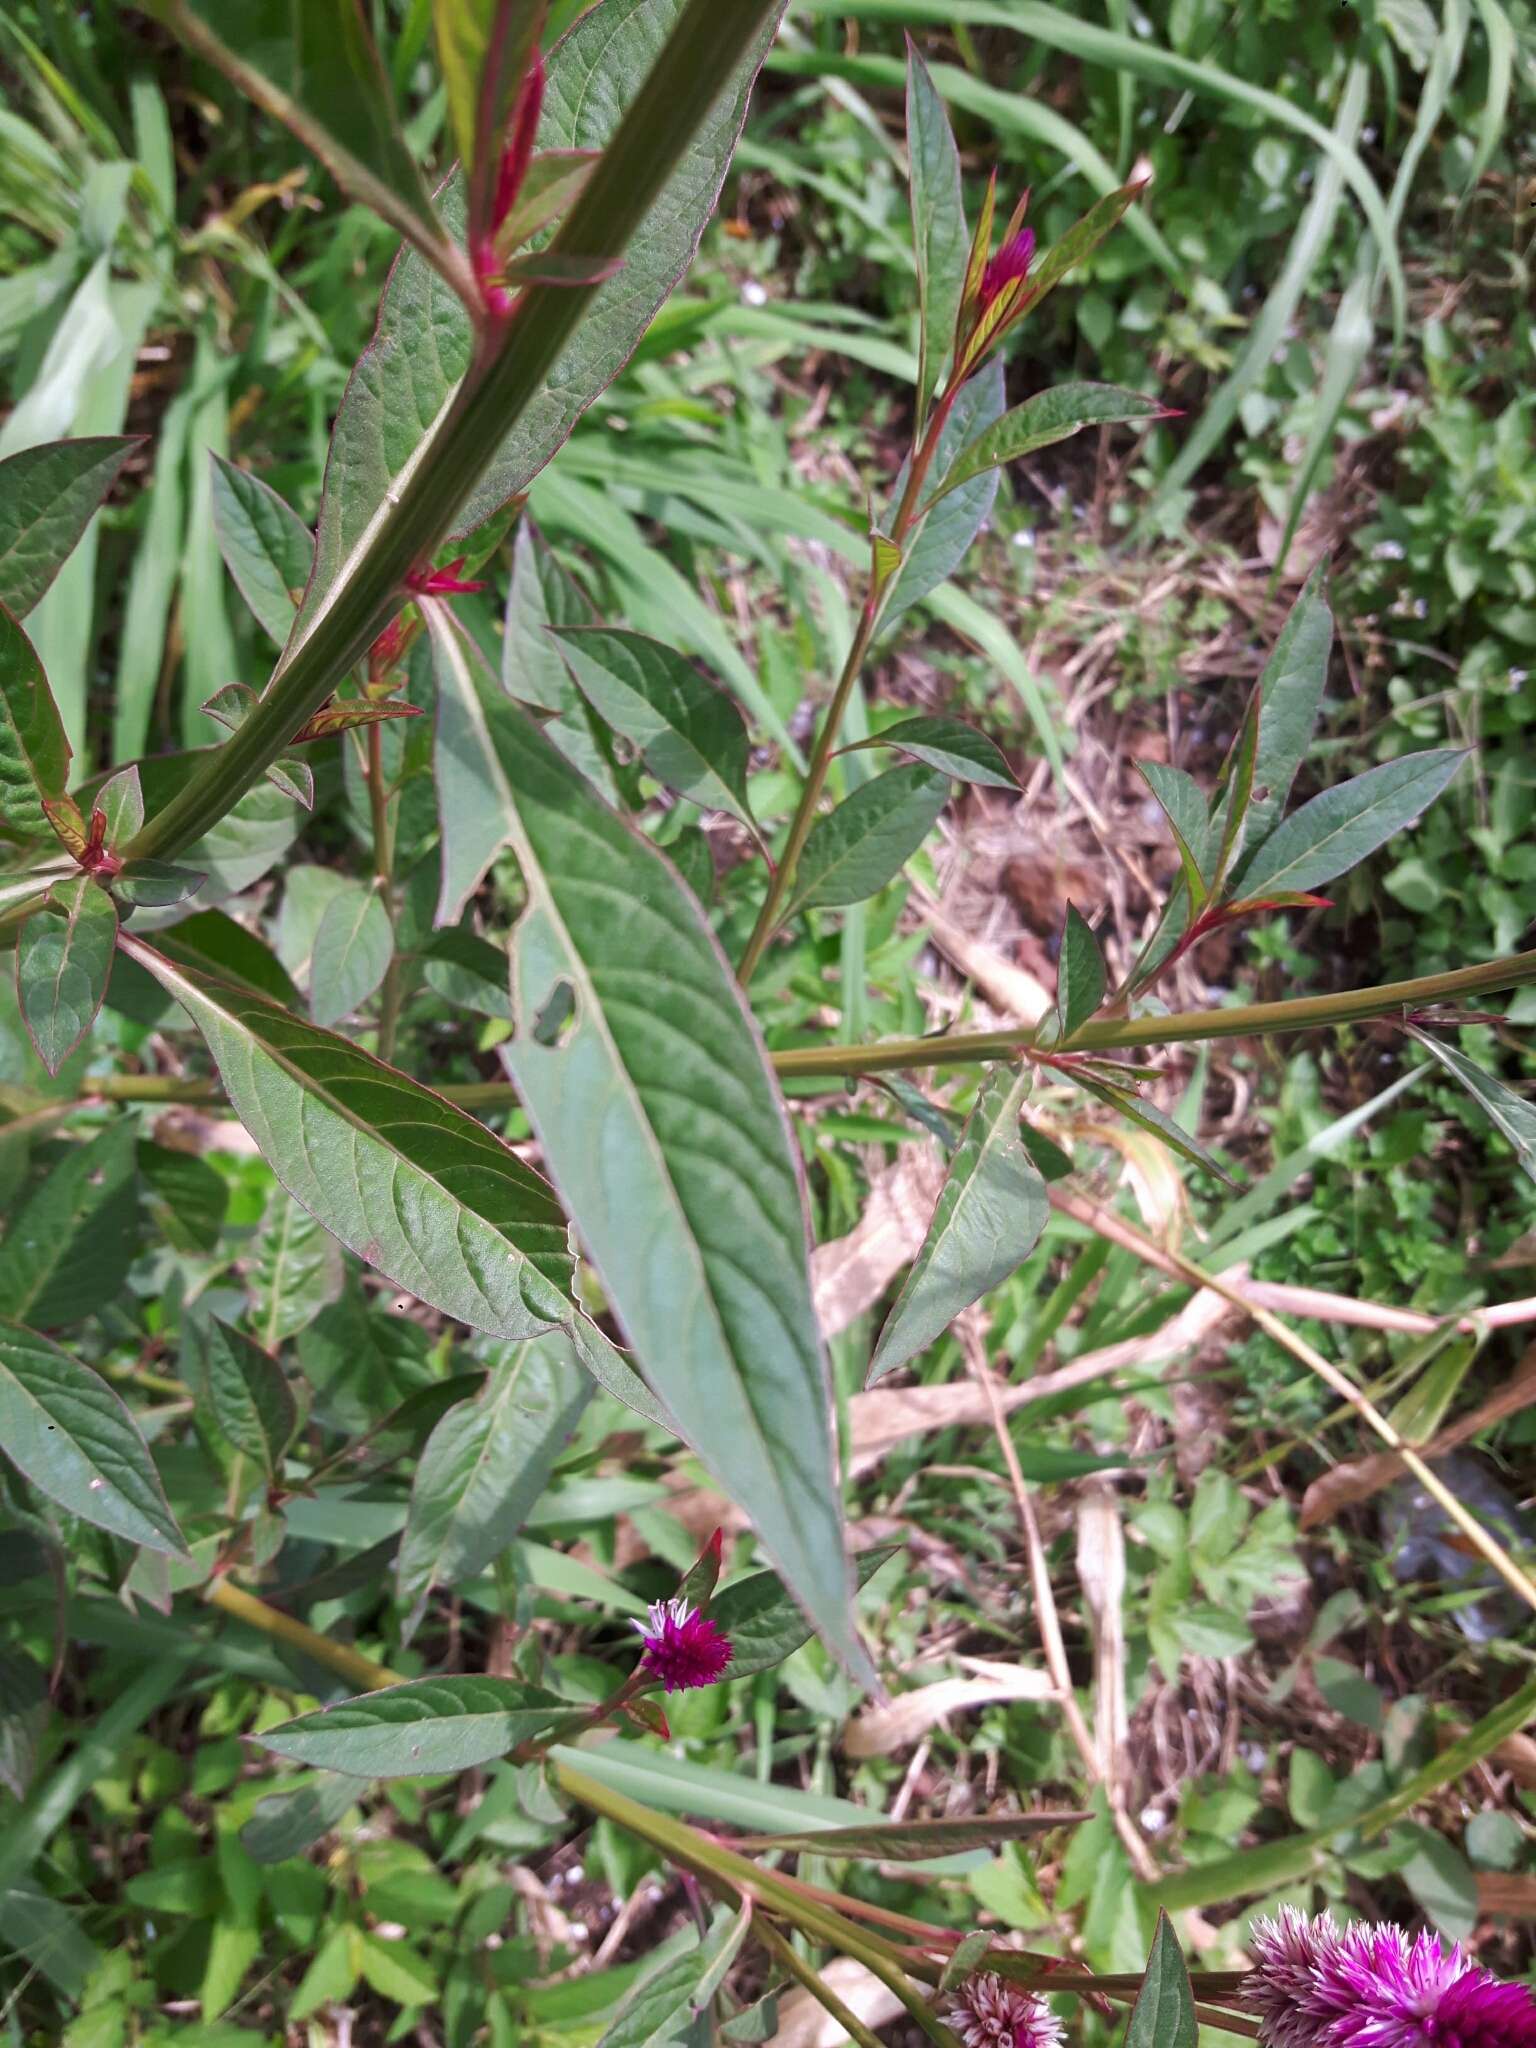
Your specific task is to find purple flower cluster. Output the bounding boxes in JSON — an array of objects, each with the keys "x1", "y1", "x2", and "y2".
[
  {"x1": 945, "y1": 1973, "x2": 1063, "y2": 2048},
  {"x1": 1245, "y1": 1910, "x2": 1536, "y2": 2048},
  {"x1": 631, "y1": 1596, "x2": 733, "y2": 1694}
]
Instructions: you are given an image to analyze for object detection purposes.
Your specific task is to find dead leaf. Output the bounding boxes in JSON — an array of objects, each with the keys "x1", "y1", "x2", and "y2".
[
  {"x1": 813, "y1": 1145, "x2": 948, "y2": 1340},
  {"x1": 771, "y1": 1957, "x2": 905, "y2": 2048},
  {"x1": 1076, "y1": 1484, "x2": 1128, "y2": 1785},
  {"x1": 1476, "y1": 1872, "x2": 1536, "y2": 1916},
  {"x1": 844, "y1": 1657, "x2": 1055, "y2": 1756},
  {"x1": 911, "y1": 882, "x2": 1052, "y2": 1023}
]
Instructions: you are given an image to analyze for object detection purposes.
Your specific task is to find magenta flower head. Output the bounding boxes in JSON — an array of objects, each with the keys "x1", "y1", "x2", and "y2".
[
  {"x1": 1244, "y1": 1909, "x2": 1536, "y2": 2048},
  {"x1": 631, "y1": 1597, "x2": 732, "y2": 1694},
  {"x1": 945, "y1": 1973, "x2": 1064, "y2": 2048},
  {"x1": 981, "y1": 224, "x2": 1035, "y2": 309}
]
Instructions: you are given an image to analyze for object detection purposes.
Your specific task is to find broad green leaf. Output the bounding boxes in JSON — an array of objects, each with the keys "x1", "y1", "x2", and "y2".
[
  {"x1": 257, "y1": 1676, "x2": 569, "y2": 1777},
  {"x1": 397, "y1": 1330, "x2": 593, "y2": 1623},
  {"x1": 288, "y1": 0, "x2": 786, "y2": 661},
  {"x1": 501, "y1": 518, "x2": 615, "y2": 798},
  {"x1": 1234, "y1": 750, "x2": 1466, "y2": 898},
  {"x1": 422, "y1": 929, "x2": 515, "y2": 1020},
  {"x1": 552, "y1": 626, "x2": 756, "y2": 829},
  {"x1": 139, "y1": 1141, "x2": 229, "y2": 1255},
  {"x1": 0, "y1": 1644, "x2": 48, "y2": 1800},
  {"x1": 122, "y1": 938, "x2": 575, "y2": 1339},
  {"x1": 0, "y1": 602, "x2": 68, "y2": 839},
  {"x1": 1140, "y1": 761, "x2": 1214, "y2": 909},
  {"x1": 905, "y1": 40, "x2": 966, "y2": 423},
  {"x1": 926, "y1": 382, "x2": 1163, "y2": 509},
  {"x1": 253, "y1": 1190, "x2": 343, "y2": 1349},
  {"x1": 0, "y1": 438, "x2": 137, "y2": 619},
  {"x1": 1123, "y1": 1912, "x2": 1196, "y2": 2048},
  {"x1": 194, "y1": 1316, "x2": 299, "y2": 1480},
  {"x1": 150, "y1": 0, "x2": 456, "y2": 287},
  {"x1": 1239, "y1": 559, "x2": 1334, "y2": 844},
  {"x1": 867, "y1": 1068, "x2": 1046, "y2": 1384},
  {"x1": 849, "y1": 714, "x2": 1017, "y2": 790},
  {"x1": 309, "y1": 877, "x2": 394, "y2": 1027},
  {"x1": 432, "y1": 638, "x2": 865, "y2": 1677},
  {"x1": 157, "y1": 908, "x2": 300, "y2": 1006},
  {"x1": 241, "y1": 1770, "x2": 359, "y2": 1865},
  {"x1": 16, "y1": 875, "x2": 116, "y2": 1075},
  {"x1": 598, "y1": 1946, "x2": 707, "y2": 2048},
  {"x1": 1410, "y1": 1030, "x2": 1536, "y2": 1191},
  {"x1": 735, "y1": 1811, "x2": 1084, "y2": 1859},
  {"x1": 1056, "y1": 905, "x2": 1107, "y2": 1041},
  {"x1": 95, "y1": 764, "x2": 144, "y2": 846},
  {"x1": 711, "y1": 1548, "x2": 898, "y2": 1681},
  {"x1": 881, "y1": 356, "x2": 1004, "y2": 624},
  {"x1": 789, "y1": 763, "x2": 950, "y2": 913},
  {"x1": 0, "y1": 1119, "x2": 138, "y2": 1329},
  {"x1": 209, "y1": 455, "x2": 314, "y2": 645},
  {"x1": 0, "y1": 1318, "x2": 188, "y2": 1557}
]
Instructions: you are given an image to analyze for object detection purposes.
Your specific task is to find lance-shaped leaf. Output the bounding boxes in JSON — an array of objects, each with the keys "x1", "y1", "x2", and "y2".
[
  {"x1": 881, "y1": 356, "x2": 1004, "y2": 625},
  {"x1": 191, "y1": 1316, "x2": 298, "y2": 1481},
  {"x1": 118, "y1": 935, "x2": 576, "y2": 1340},
  {"x1": 1234, "y1": 749, "x2": 1467, "y2": 898},
  {"x1": 847, "y1": 714, "x2": 1017, "y2": 790},
  {"x1": 257, "y1": 1676, "x2": 569, "y2": 1777},
  {"x1": 149, "y1": 0, "x2": 461, "y2": 293},
  {"x1": 1124, "y1": 1912, "x2": 1196, "y2": 2048},
  {"x1": 0, "y1": 438, "x2": 138, "y2": 619},
  {"x1": 0, "y1": 1119, "x2": 138, "y2": 1329},
  {"x1": 552, "y1": 626, "x2": 755, "y2": 829},
  {"x1": 733, "y1": 1811, "x2": 1085, "y2": 1859},
  {"x1": 1236, "y1": 558, "x2": 1333, "y2": 846},
  {"x1": 1078, "y1": 1077, "x2": 1238, "y2": 1189},
  {"x1": 428, "y1": 638, "x2": 867, "y2": 1677},
  {"x1": 1055, "y1": 904, "x2": 1106, "y2": 1042},
  {"x1": 1140, "y1": 761, "x2": 1214, "y2": 911},
  {"x1": 1410, "y1": 1029, "x2": 1536, "y2": 1191},
  {"x1": 905, "y1": 39, "x2": 966, "y2": 426},
  {"x1": 16, "y1": 875, "x2": 116, "y2": 1075},
  {"x1": 711, "y1": 1548, "x2": 898, "y2": 1681},
  {"x1": 925, "y1": 382, "x2": 1165, "y2": 510},
  {"x1": 789, "y1": 763, "x2": 950, "y2": 914},
  {"x1": 308, "y1": 877, "x2": 394, "y2": 1027},
  {"x1": 396, "y1": 1330, "x2": 593, "y2": 1625},
  {"x1": 0, "y1": 603, "x2": 69, "y2": 839},
  {"x1": 867, "y1": 1068, "x2": 1046, "y2": 1385},
  {"x1": 293, "y1": 698, "x2": 421, "y2": 743},
  {"x1": 210, "y1": 456, "x2": 314, "y2": 646},
  {"x1": 0, "y1": 1318, "x2": 188, "y2": 1557},
  {"x1": 288, "y1": 0, "x2": 786, "y2": 658}
]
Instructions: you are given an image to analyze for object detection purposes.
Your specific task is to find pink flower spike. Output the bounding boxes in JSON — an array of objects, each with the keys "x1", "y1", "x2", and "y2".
[
  {"x1": 405, "y1": 556, "x2": 486, "y2": 598},
  {"x1": 946, "y1": 1973, "x2": 1064, "y2": 2048},
  {"x1": 631, "y1": 1597, "x2": 732, "y2": 1694},
  {"x1": 981, "y1": 225, "x2": 1035, "y2": 308}
]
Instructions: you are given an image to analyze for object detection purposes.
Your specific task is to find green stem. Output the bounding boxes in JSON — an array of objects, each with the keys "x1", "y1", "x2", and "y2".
[
  {"x1": 752, "y1": 1917, "x2": 890, "y2": 2048},
  {"x1": 367, "y1": 721, "x2": 404, "y2": 1063},
  {"x1": 122, "y1": 0, "x2": 781, "y2": 866}
]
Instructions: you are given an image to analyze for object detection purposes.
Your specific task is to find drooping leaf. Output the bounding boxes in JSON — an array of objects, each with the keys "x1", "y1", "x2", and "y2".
[
  {"x1": 257, "y1": 1676, "x2": 569, "y2": 1777},
  {"x1": 0, "y1": 602, "x2": 69, "y2": 839},
  {"x1": 789, "y1": 764, "x2": 950, "y2": 913},
  {"x1": 209, "y1": 455, "x2": 314, "y2": 645},
  {"x1": 308, "y1": 877, "x2": 394, "y2": 1027},
  {"x1": 1410, "y1": 1030, "x2": 1536, "y2": 1191},
  {"x1": 0, "y1": 1119, "x2": 138, "y2": 1329},
  {"x1": 848, "y1": 714, "x2": 1018, "y2": 790},
  {"x1": 16, "y1": 875, "x2": 116, "y2": 1075},
  {"x1": 1122, "y1": 1912, "x2": 1196, "y2": 2048},
  {"x1": 1055, "y1": 905, "x2": 1107, "y2": 1042},
  {"x1": 241, "y1": 1771, "x2": 360, "y2": 1865},
  {"x1": 735, "y1": 1811, "x2": 1085, "y2": 1859},
  {"x1": 1234, "y1": 749, "x2": 1467, "y2": 898},
  {"x1": 0, "y1": 1318, "x2": 188, "y2": 1557},
  {"x1": 867, "y1": 1068, "x2": 1047, "y2": 1384},
  {"x1": 192, "y1": 1316, "x2": 299, "y2": 1481},
  {"x1": 0, "y1": 438, "x2": 138, "y2": 619},
  {"x1": 711, "y1": 1548, "x2": 898, "y2": 1681},
  {"x1": 1238, "y1": 558, "x2": 1333, "y2": 845},
  {"x1": 120, "y1": 937, "x2": 575, "y2": 1340},
  {"x1": 926, "y1": 382, "x2": 1164, "y2": 509},
  {"x1": 552, "y1": 626, "x2": 756, "y2": 829},
  {"x1": 1079, "y1": 1079, "x2": 1238, "y2": 1189},
  {"x1": 396, "y1": 1331, "x2": 593, "y2": 1624},
  {"x1": 905, "y1": 39, "x2": 967, "y2": 425},
  {"x1": 1139, "y1": 761, "x2": 1214, "y2": 910},
  {"x1": 881, "y1": 356, "x2": 1005, "y2": 624}
]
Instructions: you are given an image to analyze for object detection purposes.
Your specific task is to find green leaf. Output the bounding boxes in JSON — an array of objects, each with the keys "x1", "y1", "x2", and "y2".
[
  {"x1": 1123, "y1": 1912, "x2": 1195, "y2": 2048},
  {"x1": 193, "y1": 1316, "x2": 298, "y2": 1480},
  {"x1": 926, "y1": 382, "x2": 1163, "y2": 509},
  {"x1": 433, "y1": 0, "x2": 542, "y2": 237},
  {"x1": 736, "y1": 1810, "x2": 1084, "y2": 1859},
  {"x1": 16, "y1": 875, "x2": 116, "y2": 1076},
  {"x1": 1235, "y1": 750, "x2": 1467, "y2": 898},
  {"x1": 711, "y1": 1548, "x2": 898, "y2": 1681},
  {"x1": 120, "y1": 936, "x2": 576, "y2": 1341},
  {"x1": 598, "y1": 1947, "x2": 707, "y2": 2048},
  {"x1": 501, "y1": 518, "x2": 615, "y2": 799},
  {"x1": 905, "y1": 39, "x2": 966, "y2": 424},
  {"x1": 0, "y1": 601, "x2": 69, "y2": 839},
  {"x1": 257, "y1": 1676, "x2": 569, "y2": 1777},
  {"x1": 308, "y1": 877, "x2": 393, "y2": 1027},
  {"x1": 110, "y1": 858, "x2": 208, "y2": 908},
  {"x1": 881, "y1": 356, "x2": 1005, "y2": 624},
  {"x1": 1409, "y1": 1030, "x2": 1536, "y2": 1192},
  {"x1": 209, "y1": 455, "x2": 314, "y2": 645},
  {"x1": 868, "y1": 1067, "x2": 1046, "y2": 1384},
  {"x1": 1018, "y1": 171, "x2": 1151, "y2": 319},
  {"x1": 422, "y1": 929, "x2": 515, "y2": 1020},
  {"x1": 0, "y1": 1318, "x2": 188, "y2": 1557},
  {"x1": 252, "y1": 1191, "x2": 343, "y2": 1349},
  {"x1": 790, "y1": 764, "x2": 950, "y2": 914},
  {"x1": 241, "y1": 1769, "x2": 359, "y2": 1865},
  {"x1": 0, "y1": 1119, "x2": 138, "y2": 1329},
  {"x1": 156, "y1": 907, "x2": 300, "y2": 1006},
  {"x1": 1139, "y1": 761, "x2": 1214, "y2": 910},
  {"x1": 397, "y1": 1331, "x2": 593, "y2": 1624},
  {"x1": 1056, "y1": 904, "x2": 1107, "y2": 1041},
  {"x1": 150, "y1": 0, "x2": 458, "y2": 291},
  {"x1": 552, "y1": 626, "x2": 756, "y2": 829},
  {"x1": 1079, "y1": 1079, "x2": 1238, "y2": 1189},
  {"x1": 0, "y1": 438, "x2": 138, "y2": 619},
  {"x1": 139, "y1": 1141, "x2": 229, "y2": 1255},
  {"x1": 848, "y1": 714, "x2": 1018, "y2": 790},
  {"x1": 0, "y1": 1644, "x2": 48, "y2": 1801},
  {"x1": 1239, "y1": 559, "x2": 1334, "y2": 845}
]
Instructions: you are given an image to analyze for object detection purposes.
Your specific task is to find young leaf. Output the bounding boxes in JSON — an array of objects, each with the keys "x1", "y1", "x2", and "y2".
[
  {"x1": 396, "y1": 1331, "x2": 593, "y2": 1625},
  {"x1": 847, "y1": 714, "x2": 1018, "y2": 790},
  {"x1": 1055, "y1": 905, "x2": 1107, "y2": 1042},
  {"x1": 711, "y1": 1547, "x2": 898, "y2": 1681},
  {"x1": 1123, "y1": 1912, "x2": 1196, "y2": 2048},
  {"x1": 95, "y1": 764, "x2": 144, "y2": 847},
  {"x1": 0, "y1": 602, "x2": 69, "y2": 839},
  {"x1": 0, "y1": 1119, "x2": 139, "y2": 1329},
  {"x1": 118, "y1": 935, "x2": 576, "y2": 1341},
  {"x1": 0, "y1": 1318, "x2": 188, "y2": 1558},
  {"x1": 789, "y1": 764, "x2": 950, "y2": 913},
  {"x1": 734, "y1": 1811, "x2": 1084, "y2": 1860},
  {"x1": 881, "y1": 356, "x2": 1005, "y2": 624},
  {"x1": 494, "y1": 150, "x2": 602, "y2": 256},
  {"x1": 257, "y1": 1676, "x2": 569, "y2": 1777},
  {"x1": 1019, "y1": 170, "x2": 1152, "y2": 325},
  {"x1": 434, "y1": 0, "x2": 542, "y2": 238},
  {"x1": 1409, "y1": 1030, "x2": 1536, "y2": 1191},
  {"x1": 1139, "y1": 761, "x2": 1214, "y2": 911},
  {"x1": 1237, "y1": 558, "x2": 1333, "y2": 845},
  {"x1": 193, "y1": 1317, "x2": 298, "y2": 1481},
  {"x1": 552, "y1": 626, "x2": 756, "y2": 829},
  {"x1": 308, "y1": 877, "x2": 394, "y2": 1027},
  {"x1": 209, "y1": 456, "x2": 315, "y2": 645},
  {"x1": 867, "y1": 1068, "x2": 1047, "y2": 1384},
  {"x1": 925, "y1": 382, "x2": 1164, "y2": 510},
  {"x1": 0, "y1": 438, "x2": 138, "y2": 618},
  {"x1": 16, "y1": 876, "x2": 117, "y2": 1076},
  {"x1": 1234, "y1": 749, "x2": 1467, "y2": 898},
  {"x1": 905, "y1": 39, "x2": 966, "y2": 426}
]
